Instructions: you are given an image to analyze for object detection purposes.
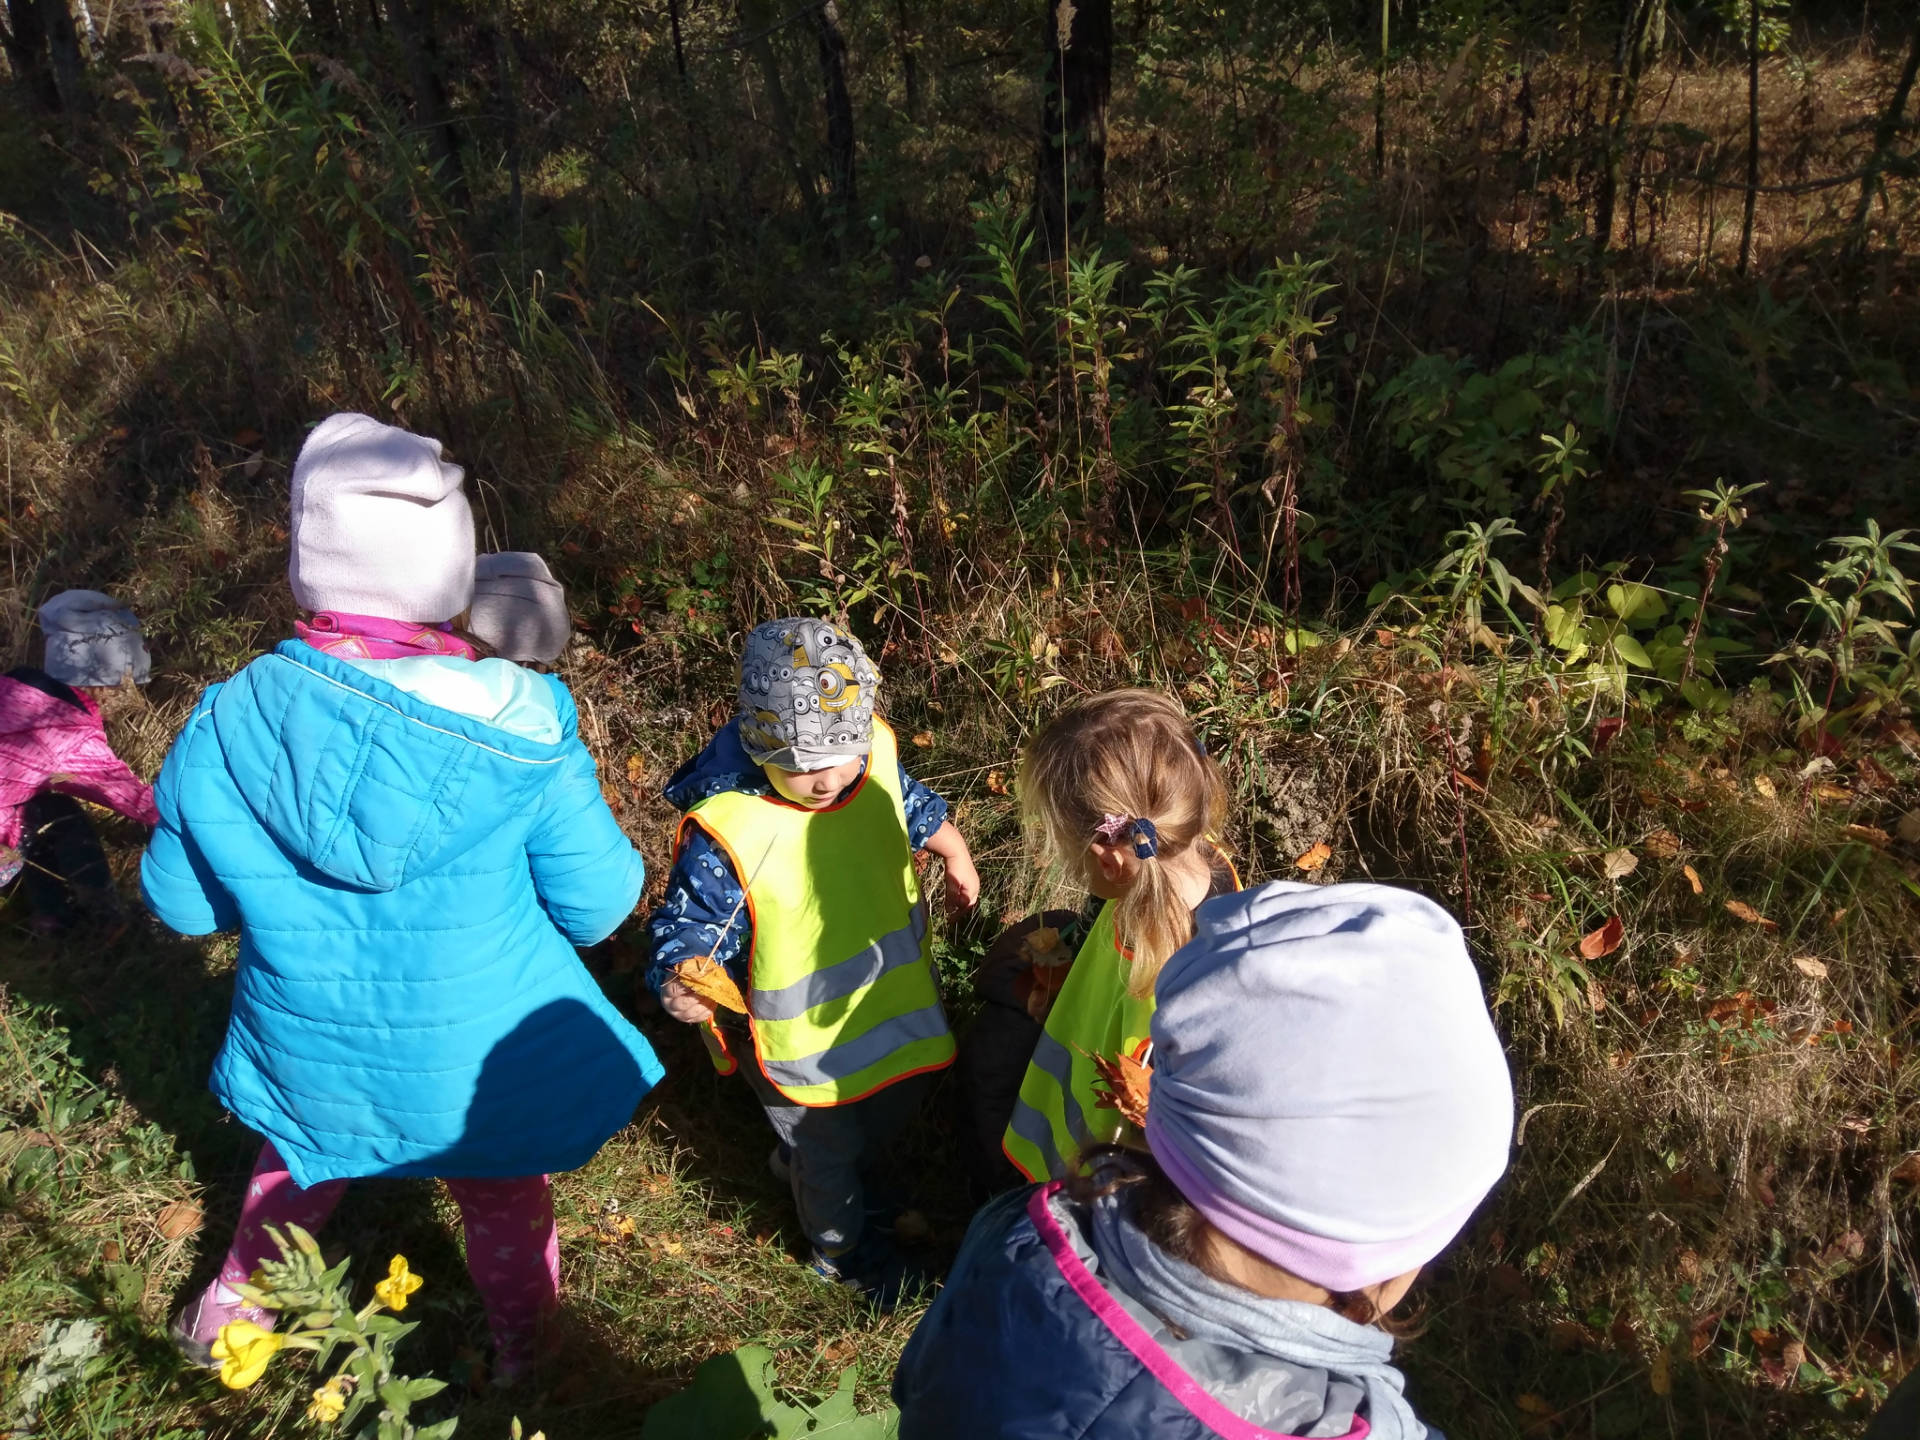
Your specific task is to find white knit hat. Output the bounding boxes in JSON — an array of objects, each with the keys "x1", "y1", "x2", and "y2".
[
  {"x1": 1145, "y1": 881, "x2": 1514, "y2": 1291},
  {"x1": 38, "y1": 590, "x2": 150, "y2": 688},
  {"x1": 289, "y1": 413, "x2": 475, "y2": 623},
  {"x1": 470, "y1": 552, "x2": 570, "y2": 662}
]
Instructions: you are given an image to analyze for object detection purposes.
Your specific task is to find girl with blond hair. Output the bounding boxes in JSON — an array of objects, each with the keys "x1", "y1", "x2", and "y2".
[{"x1": 999, "y1": 687, "x2": 1234, "y2": 1182}]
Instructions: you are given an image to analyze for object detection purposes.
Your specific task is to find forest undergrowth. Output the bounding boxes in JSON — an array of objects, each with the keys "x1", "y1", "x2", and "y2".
[{"x1": 2, "y1": 1, "x2": 1919, "y2": 1436}]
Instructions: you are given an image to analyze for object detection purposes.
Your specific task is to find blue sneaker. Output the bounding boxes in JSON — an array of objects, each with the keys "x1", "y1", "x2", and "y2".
[{"x1": 808, "y1": 1232, "x2": 932, "y2": 1313}]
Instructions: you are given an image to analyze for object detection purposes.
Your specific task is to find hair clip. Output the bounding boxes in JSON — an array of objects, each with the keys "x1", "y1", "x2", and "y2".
[
  {"x1": 1094, "y1": 812, "x2": 1133, "y2": 844},
  {"x1": 1131, "y1": 817, "x2": 1160, "y2": 860}
]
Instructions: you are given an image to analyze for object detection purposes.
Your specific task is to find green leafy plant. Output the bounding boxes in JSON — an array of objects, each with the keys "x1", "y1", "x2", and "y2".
[
  {"x1": 1773, "y1": 521, "x2": 1920, "y2": 736},
  {"x1": 640, "y1": 1344, "x2": 897, "y2": 1440},
  {"x1": 219, "y1": 1226, "x2": 453, "y2": 1439}
]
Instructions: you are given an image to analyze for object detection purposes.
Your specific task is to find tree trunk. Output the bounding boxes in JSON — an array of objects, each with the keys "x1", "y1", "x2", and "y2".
[
  {"x1": 1035, "y1": 0, "x2": 1112, "y2": 255},
  {"x1": 743, "y1": 0, "x2": 820, "y2": 213},
  {"x1": 305, "y1": 0, "x2": 344, "y2": 46},
  {"x1": 386, "y1": 0, "x2": 467, "y2": 206},
  {"x1": 2, "y1": 0, "x2": 63, "y2": 113},
  {"x1": 1592, "y1": 0, "x2": 1658, "y2": 264},
  {"x1": 891, "y1": 0, "x2": 919, "y2": 119},
  {"x1": 667, "y1": 0, "x2": 687, "y2": 78},
  {"x1": 1737, "y1": 0, "x2": 1761, "y2": 275},
  {"x1": 1849, "y1": 15, "x2": 1920, "y2": 236},
  {"x1": 42, "y1": 0, "x2": 87, "y2": 116},
  {"x1": 811, "y1": 0, "x2": 856, "y2": 209}
]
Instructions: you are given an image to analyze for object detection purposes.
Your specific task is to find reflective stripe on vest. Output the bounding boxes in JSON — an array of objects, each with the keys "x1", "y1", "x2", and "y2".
[
  {"x1": 1003, "y1": 903, "x2": 1149, "y2": 1182},
  {"x1": 687, "y1": 718, "x2": 954, "y2": 1106}
]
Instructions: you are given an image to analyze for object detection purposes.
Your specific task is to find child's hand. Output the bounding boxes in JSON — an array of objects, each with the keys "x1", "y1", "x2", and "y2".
[
  {"x1": 943, "y1": 850, "x2": 981, "y2": 916},
  {"x1": 660, "y1": 976, "x2": 719, "y2": 1025}
]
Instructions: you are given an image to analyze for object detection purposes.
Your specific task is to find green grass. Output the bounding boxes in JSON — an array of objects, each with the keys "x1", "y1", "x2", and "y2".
[{"x1": 3, "y1": 605, "x2": 1916, "y2": 1437}]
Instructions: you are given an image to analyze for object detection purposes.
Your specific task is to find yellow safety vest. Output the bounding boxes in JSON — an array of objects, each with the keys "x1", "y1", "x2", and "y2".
[
  {"x1": 1003, "y1": 855, "x2": 1239, "y2": 1181},
  {"x1": 686, "y1": 719, "x2": 954, "y2": 1107},
  {"x1": 1001, "y1": 904, "x2": 1152, "y2": 1181}
]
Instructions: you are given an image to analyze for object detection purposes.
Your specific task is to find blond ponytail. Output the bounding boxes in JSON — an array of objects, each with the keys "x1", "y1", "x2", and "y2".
[{"x1": 1019, "y1": 688, "x2": 1228, "y2": 997}]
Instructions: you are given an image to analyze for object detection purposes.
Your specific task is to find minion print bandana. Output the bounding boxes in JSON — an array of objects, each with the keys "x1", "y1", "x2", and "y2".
[{"x1": 736, "y1": 617, "x2": 880, "y2": 771}]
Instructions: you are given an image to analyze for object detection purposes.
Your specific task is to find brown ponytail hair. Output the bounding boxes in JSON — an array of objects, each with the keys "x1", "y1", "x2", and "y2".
[{"x1": 1019, "y1": 688, "x2": 1227, "y2": 998}]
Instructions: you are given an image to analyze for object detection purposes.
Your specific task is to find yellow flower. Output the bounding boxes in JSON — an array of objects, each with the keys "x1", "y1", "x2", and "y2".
[
  {"x1": 306, "y1": 1376, "x2": 349, "y2": 1424},
  {"x1": 210, "y1": 1320, "x2": 285, "y2": 1390},
  {"x1": 373, "y1": 1254, "x2": 423, "y2": 1312}
]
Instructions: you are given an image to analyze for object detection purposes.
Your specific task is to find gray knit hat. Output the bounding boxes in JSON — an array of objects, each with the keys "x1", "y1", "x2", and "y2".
[
  {"x1": 38, "y1": 590, "x2": 150, "y2": 688},
  {"x1": 470, "y1": 552, "x2": 569, "y2": 662},
  {"x1": 736, "y1": 617, "x2": 878, "y2": 771}
]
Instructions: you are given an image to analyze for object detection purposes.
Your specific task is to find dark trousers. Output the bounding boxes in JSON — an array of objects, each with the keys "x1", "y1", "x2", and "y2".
[
  {"x1": 737, "y1": 1046, "x2": 934, "y2": 1256},
  {"x1": 18, "y1": 793, "x2": 114, "y2": 929}
]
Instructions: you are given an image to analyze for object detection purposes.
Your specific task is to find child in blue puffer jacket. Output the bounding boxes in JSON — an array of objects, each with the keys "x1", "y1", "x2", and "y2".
[
  {"x1": 894, "y1": 882, "x2": 1515, "y2": 1440},
  {"x1": 143, "y1": 413, "x2": 663, "y2": 1382}
]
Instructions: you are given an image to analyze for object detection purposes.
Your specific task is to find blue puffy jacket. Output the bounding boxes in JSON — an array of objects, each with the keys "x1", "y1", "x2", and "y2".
[
  {"x1": 896, "y1": 1183, "x2": 1438, "y2": 1440},
  {"x1": 141, "y1": 641, "x2": 664, "y2": 1187}
]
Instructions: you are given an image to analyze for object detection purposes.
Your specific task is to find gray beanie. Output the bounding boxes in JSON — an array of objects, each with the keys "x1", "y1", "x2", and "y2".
[
  {"x1": 38, "y1": 590, "x2": 150, "y2": 688},
  {"x1": 1145, "y1": 881, "x2": 1514, "y2": 1291},
  {"x1": 736, "y1": 617, "x2": 878, "y2": 771},
  {"x1": 289, "y1": 412, "x2": 475, "y2": 623},
  {"x1": 470, "y1": 552, "x2": 570, "y2": 662}
]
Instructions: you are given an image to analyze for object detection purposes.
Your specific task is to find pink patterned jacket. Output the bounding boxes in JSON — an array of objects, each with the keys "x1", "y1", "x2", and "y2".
[{"x1": 0, "y1": 670, "x2": 158, "y2": 861}]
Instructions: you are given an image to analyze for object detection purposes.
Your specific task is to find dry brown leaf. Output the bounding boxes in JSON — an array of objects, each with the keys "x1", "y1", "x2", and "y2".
[
  {"x1": 1792, "y1": 956, "x2": 1830, "y2": 980},
  {"x1": 625, "y1": 753, "x2": 646, "y2": 785},
  {"x1": 1891, "y1": 1153, "x2": 1920, "y2": 1187},
  {"x1": 1578, "y1": 916, "x2": 1625, "y2": 960},
  {"x1": 1603, "y1": 848, "x2": 1639, "y2": 880},
  {"x1": 677, "y1": 955, "x2": 748, "y2": 1014},
  {"x1": 1514, "y1": 1394, "x2": 1554, "y2": 1417},
  {"x1": 1085, "y1": 1048, "x2": 1152, "y2": 1128},
  {"x1": 985, "y1": 769, "x2": 1010, "y2": 796},
  {"x1": 1683, "y1": 864, "x2": 1704, "y2": 894},
  {"x1": 1642, "y1": 828, "x2": 1682, "y2": 859},
  {"x1": 1814, "y1": 783, "x2": 1853, "y2": 802},
  {"x1": 157, "y1": 1201, "x2": 203, "y2": 1240},
  {"x1": 911, "y1": 731, "x2": 935, "y2": 748},
  {"x1": 1586, "y1": 979, "x2": 1607, "y2": 1014},
  {"x1": 1649, "y1": 1347, "x2": 1672, "y2": 1397},
  {"x1": 1752, "y1": 774, "x2": 1777, "y2": 800},
  {"x1": 1725, "y1": 899, "x2": 1778, "y2": 930},
  {"x1": 1844, "y1": 823, "x2": 1891, "y2": 848},
  {"x1": 1294, "y1": 841, "x2": 1332, "y2": 872}
]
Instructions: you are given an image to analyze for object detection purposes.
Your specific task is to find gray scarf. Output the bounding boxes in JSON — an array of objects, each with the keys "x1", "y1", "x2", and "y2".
[{"x1": 1090, "y1": 1189, "x2": 1429, "y2": 1440}]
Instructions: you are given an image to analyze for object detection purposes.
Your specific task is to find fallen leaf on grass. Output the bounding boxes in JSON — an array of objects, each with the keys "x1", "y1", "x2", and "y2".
[
  {"x1": 1725, "y1": 899, "x2": 1778, "y2": 930},
  {"x1": 985, "y1": 769, "x2": 1010, "y2": 796},
  {"x1": 1295, "y1": 842, "x2": 1332, "y2": 872},
  {"x1": 1890, "y1": 1153, "x2": 1920, "y2": 1186},
  {"x1": 1814, "y1": 783, "x2": 1854, "y2": 802},
  {"x1": 1586, "y1": 979, "x2": 1607, "y2": 1014},
  {"x1": 1792, "y1": 956, "x2": 1830, "y2": 980},
  {"x1": 1844, "y1": 823, "x2": 1891, "y2": 848},
  {"x1": 625, "y1": 753, "x2": 645, "y2": 785},
  {"x1": 1603, "y1": 848, "x2": 1639, "y2": 880},
  {"x1": 1778, "y1": 1338, "x2": 1807, "y2": 1384},
  {"x1": 911, "y1": 731, "x2": 934, "y2": 748},
  {"x1": 1753, "y1": 774, "x2": 1777, "y2": 799},
  {"x1": 1690, "y1": 1312, "x2": 1722, "y2": 1358},
  {"x1": 1578, "y1": 916, "x2": 1625, "y2": 960},
  {"x1": 1642, "y1": 827, "x2": 1682, "y2": 859},
  {"x1": 1514, "y1": 1394, "x2": 1554, "y2": 1416},
  {"x1": 1683, "y1": 864, "x2": 1704, "y2": 894},
  {"x1": 156, "y1": 1201, "x2": 202, "y2": 1240},
  {"x1": 677, "y1": 955, "x2": 748, "y2": 1014},
  {"x1": 1649, "y1": 1347, "x2": 1672, "y2": 1397}
]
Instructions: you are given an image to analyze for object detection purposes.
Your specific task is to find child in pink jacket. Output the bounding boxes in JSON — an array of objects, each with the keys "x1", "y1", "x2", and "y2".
[{"x1": 0, "y1": 590, "x2": 158, "y2": 930}]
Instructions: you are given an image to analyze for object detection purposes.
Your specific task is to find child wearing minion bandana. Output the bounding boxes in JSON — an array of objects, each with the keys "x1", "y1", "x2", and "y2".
[{"x1": 647, "y1": 617, "x2": 977, "y2": 1305}]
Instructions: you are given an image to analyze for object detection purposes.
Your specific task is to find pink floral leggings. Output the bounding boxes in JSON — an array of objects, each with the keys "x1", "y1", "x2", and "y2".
[{"x1": 219, "y1": 1141, "x2": 559, "y2": 1359}]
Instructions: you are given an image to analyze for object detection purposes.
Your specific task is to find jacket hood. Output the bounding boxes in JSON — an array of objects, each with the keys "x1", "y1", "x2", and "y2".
[
  {"x1": 209, "y1": 642, "x2": 576, "y2": 892},
  {"x1": 662, "y1": 719, "x2": 770, "y2": 811}
]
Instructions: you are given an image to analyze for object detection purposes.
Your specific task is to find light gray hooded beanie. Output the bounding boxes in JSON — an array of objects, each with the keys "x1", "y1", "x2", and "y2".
[
  {"x1": 470, "y1": 552, "x2": 569, "y2": 663},
  {"x1": 39, "y1": 590, "x2": 150, "y2": 688}
]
